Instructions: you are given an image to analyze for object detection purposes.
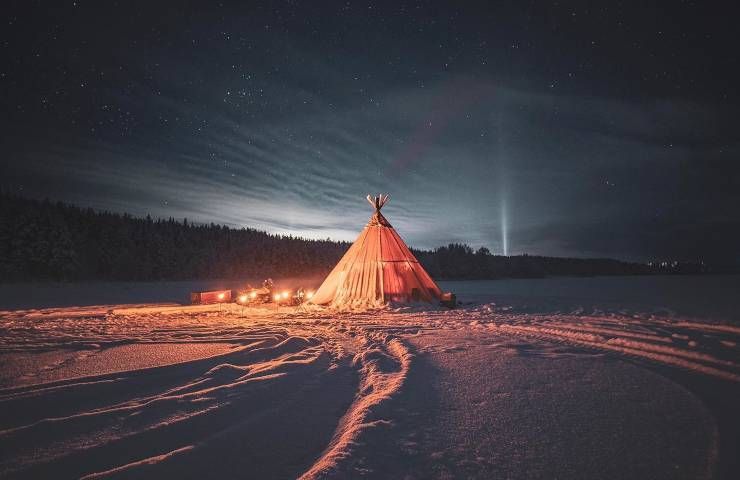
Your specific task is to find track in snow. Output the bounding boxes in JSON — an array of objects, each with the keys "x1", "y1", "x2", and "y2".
[{"x1": 0, "y1": 302, "x2": 738, "y2": 478}]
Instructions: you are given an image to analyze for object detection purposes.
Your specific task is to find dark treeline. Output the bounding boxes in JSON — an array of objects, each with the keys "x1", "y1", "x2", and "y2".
[
  {"x1": 1, "y1": 193, "x2": 664, "y2": 282},
  {"x1": 415, "y1": 244, "x2": 654, "y2": 279},
  {"x1": 0, "y1": 194, "x2": 348, "y2": 282}
]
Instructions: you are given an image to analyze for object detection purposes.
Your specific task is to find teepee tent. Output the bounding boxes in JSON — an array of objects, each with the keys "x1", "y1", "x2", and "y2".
[{"x1": 310, "y1": 194, "x2": 443, "y2": 307}]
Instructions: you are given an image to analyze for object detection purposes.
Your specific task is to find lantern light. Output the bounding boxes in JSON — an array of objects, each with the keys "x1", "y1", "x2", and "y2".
[
  {"x1": 239, "y1": 294, "x2": 248, "y2": 303},
  {"x1": 250, "y1": 291, "x2": 257, "y2": 299},
  {"x1": 306, "y1": 291, "x2": 314, "y2": 299},
  {"x1": 218, "y1": 293, "x2": 225, "y2": 300},
  {"x1": 273, "y1": 294, "x2": 281, "y2": 301},
  {"x1": 281, "y1": 291, "x2": 289, "y2": 299}
]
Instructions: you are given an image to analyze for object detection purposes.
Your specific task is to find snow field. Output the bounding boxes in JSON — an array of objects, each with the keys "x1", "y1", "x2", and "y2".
[{"x1": 0, "y1": 297, "x2": 738, "y2": 478}]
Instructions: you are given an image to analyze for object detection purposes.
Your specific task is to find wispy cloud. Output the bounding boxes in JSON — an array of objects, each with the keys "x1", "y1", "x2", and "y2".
[{"x1": 6, "y1": 61, "x2": 736, "y2": 261}]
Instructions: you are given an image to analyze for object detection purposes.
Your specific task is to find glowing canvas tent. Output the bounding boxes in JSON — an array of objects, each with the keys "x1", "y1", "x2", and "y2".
[{"x1": 310, "y1": 194, "x2": 443, "y2": 307}]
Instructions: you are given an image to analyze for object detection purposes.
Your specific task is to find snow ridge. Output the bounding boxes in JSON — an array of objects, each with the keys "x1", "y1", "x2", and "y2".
[{"x1": 300, "y1": 326, "x2": 412, "y2": 479}]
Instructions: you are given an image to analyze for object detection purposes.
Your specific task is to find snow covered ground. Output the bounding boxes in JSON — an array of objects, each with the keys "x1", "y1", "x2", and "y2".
[{"x1": 0, "y1": 276, "x2": 738, "y2": 479}]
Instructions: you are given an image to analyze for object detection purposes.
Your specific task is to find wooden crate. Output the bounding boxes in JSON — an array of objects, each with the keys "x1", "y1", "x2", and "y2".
[
  {"x1": 440, "y1": 292, "x2": 457, "y2": 308},
  {"x1": 190, "y1": 290, "x2": 232, "y2": 305}
]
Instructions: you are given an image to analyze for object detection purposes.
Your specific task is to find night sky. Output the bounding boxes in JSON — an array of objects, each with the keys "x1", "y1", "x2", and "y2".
[{"x1": 2, "y1": 1, "x2": 739, "y2": 263}]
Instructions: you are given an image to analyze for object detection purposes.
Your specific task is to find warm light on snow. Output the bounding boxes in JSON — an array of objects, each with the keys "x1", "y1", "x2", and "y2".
[{"x1": 0, "y1": 280, "x2": 737, "y2": 479}]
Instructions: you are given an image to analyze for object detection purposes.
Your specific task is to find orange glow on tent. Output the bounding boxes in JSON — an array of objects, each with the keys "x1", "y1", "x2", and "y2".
[{"x1": 310, "y1": 194, "x2": 442, "y2": 306}]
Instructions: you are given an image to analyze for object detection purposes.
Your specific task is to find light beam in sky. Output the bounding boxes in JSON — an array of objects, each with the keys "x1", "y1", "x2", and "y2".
[{"x1": 501, "y1": 196, "x2": 509, "y2": 257}]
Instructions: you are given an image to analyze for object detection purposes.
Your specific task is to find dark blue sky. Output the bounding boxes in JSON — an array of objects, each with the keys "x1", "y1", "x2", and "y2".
[{"x1": 2, "y1": 1, "x2": 739, "y2": 262}]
